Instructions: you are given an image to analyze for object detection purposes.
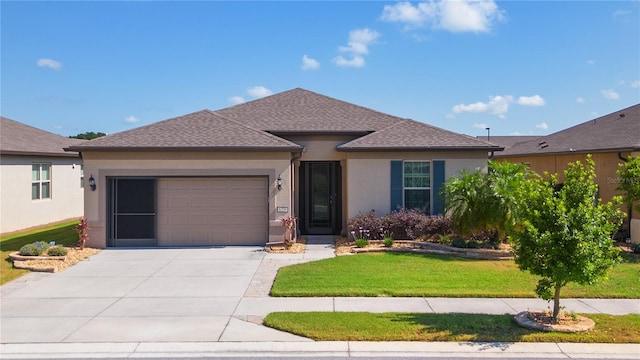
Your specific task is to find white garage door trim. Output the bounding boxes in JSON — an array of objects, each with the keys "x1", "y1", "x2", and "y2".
[{"x1": 157, "y1": 177, "x2": 268, "y2": 246}]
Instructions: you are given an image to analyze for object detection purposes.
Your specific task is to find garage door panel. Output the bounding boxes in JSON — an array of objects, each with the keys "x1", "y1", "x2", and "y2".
[{"x1": 157, "y1": 178, "x2": 267, "y2": 246}]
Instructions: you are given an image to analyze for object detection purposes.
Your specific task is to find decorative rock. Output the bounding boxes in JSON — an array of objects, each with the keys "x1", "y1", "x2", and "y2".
[{"x1": 514, "y1": 311, "x2": 596, "y2": 333}]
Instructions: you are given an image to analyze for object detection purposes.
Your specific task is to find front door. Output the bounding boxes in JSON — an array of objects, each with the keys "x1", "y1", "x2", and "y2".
[
  {"x1": 107, "y1": 178, "x2": 157, "y2": 247},
  {"x1": 300, "y1": 161, "x2": 342, "y2": 235}
]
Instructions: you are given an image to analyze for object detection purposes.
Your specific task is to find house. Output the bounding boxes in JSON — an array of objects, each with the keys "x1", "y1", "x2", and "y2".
[
  {"x1": 67, "y1": 88, "x2": 502, "y2": 248},
  {"x1": 0, "y1": 117, "x2": 85, "y2": 234},
  {"x1": 493, "y1": 103, "x2": 640, "y2": 243}
]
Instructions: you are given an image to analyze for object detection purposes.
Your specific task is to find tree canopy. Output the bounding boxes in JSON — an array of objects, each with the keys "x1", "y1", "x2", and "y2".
[{"x1": 69, "y1": 131, "x2": 106, "y2": 140}]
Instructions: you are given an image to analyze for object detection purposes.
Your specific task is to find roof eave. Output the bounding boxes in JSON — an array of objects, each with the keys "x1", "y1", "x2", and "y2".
[
  {"x1": 337, "y1": 146, "x2": 504, "y2": 152},
  {"x1": 495, "y1": 146, "x2": 640, "y2": 158},
  {"x1": 1, "y1": 150, "x2": 81, "y2": 157},
  {"x1": 65, "y1": 146, "x2": 304, "y2": 152}
]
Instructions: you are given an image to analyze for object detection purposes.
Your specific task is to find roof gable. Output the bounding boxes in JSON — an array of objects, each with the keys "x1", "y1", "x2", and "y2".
[
  {"x1": 68, "y1": 110, "x2": 302, "y2": 151},
  {"x1": 214, "y1": 88, "x2": 405, "y2": 132},
  {"x1": 338, "y1": 119, "x2": 502, "y2": 151},
  {"x1": 498, "y1": 104, "x2": 640, "y2": 156},
  {"x1": 0, "y1": 117, "x2": 84, "y2": 157}
]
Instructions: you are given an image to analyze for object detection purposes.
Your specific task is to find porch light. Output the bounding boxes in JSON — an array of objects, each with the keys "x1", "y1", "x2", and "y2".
[
  {"x1": 89, "y1": 175, "x2": 96, "y2": 191},
  {"x1": 277, "y1": 175, "x2": 283, "y2": 190}
]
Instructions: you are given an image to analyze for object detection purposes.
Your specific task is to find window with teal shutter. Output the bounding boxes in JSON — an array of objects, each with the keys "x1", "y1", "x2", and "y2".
[
  {"x1": 390, "y1": 161, "x2": 403, "y2": 211},
  {"x1": 432, "y1": 160, "x2": 445, "y2": 215}
]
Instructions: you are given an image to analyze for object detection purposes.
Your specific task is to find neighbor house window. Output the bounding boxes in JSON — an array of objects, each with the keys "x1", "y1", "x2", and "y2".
[
  {"x1": 403, "y1": 161, "x2": 430, "y2": 213},
  {"x1": 80, "y1": 165, "x2": 84, "y2": 188},
  {"x1": 32, "y1": 163, "x2": 51, "y2": 200}
]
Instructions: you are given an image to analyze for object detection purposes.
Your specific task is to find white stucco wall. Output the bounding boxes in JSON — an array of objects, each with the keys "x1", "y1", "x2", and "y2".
[
  {"x1": 0, "y1": 155, "x2": 84, "y2": 233},
  {"x1": 82, "y1": 151, "x2": 292, "y2": 248},
  {"x1": 345, "y1": 151, "x2": 488, "y2": 219}
]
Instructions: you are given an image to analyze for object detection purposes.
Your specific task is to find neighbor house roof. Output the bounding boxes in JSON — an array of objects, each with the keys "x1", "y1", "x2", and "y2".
[
  {"x1": 67, "y1": 110, "x2": 303, "y2": 152},
  {"x1": 68, "y1": 88, "x2": 502, "y2": 152},
  {"x1": 496, "y1": 104, "x2": 640, "y2": 157},
  {"x1": 0, "y1": 116, "x2": 84, "y2": 157},
  {"x1": 482, "y1": 136, "x2": 540, "y2": 152}
]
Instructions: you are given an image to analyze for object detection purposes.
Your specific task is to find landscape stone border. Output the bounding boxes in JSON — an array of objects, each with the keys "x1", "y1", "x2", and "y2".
[
  {"x1": 8, "y1": 251, "x2": 66, "y2": 261},
  {"x1": 350, "y1": 240, "x2": 514, "y2": 260},
  {"x1": 514, "y1": 311, "x2": 596, "y2": 333}
]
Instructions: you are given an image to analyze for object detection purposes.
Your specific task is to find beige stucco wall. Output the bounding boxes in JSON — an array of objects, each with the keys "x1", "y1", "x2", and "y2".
[
  {"x1": 0, "y1": 155, "x2": 84, "y2": 234},
  {"x1": 498, "y1": 150, "x2": 640, "y2": 243},
  {"x1": 81, "y1": 151, "x2": 292, "y2": 248},
  {"x1": 344, "y1": 151, "x2": 489, "y2": 219}
]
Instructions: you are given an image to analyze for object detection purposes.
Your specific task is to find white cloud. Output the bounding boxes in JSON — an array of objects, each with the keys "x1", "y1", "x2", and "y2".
[
  {"x1": 228, "y1": 96, "x2": 246, "y2": 105},
  {"x1": 473, "y1": 123, "x2": 489, "y2": 129},
  {"x1": 576, "y1": 97, "x2": 586, "y2": 103},
  {"x1": 301, "y1": 55, "x2": 320, "y2": 70},
  {"x1": 36, "y1": 58, "x2": 63, "y2": 70},
  {"x1": 452, "y1": 95, "x2": 512, "y2": 118},
  {"x1": 613, "y1": 9, "x2": 631, "y2": 19},
  {"x1": 601, "y1": 89, "x2": 620, "y2": 100},
  {"x1": 247, "y1": 86, "x2": 273, "y2": 98},
  {"x1": 332, "y1": 55, "x2": 365, "y2": 68},
  {"x1": 334, "y1": 28, "x2": 379, "y2": 68},
  {"x1": 124, "y1": 116, "x2": 139, "y2": 124},
  {"x1": 380, "y1": 0, "x2": 505, "y2": 33},
  {"x1": 517, "y1": 95, "x2": 545, "y2": 107},
  {"x1": 587, "y1": 59, "x2": 596, "y2": 65},
  {"x1": 536, "y1": 122, "x2": 549, "y2": 130},
  {"x1": 630, "y1": 80, "x2": 640, "y2": 89}
]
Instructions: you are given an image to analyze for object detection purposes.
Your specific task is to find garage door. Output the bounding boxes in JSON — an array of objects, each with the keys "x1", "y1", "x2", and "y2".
[{"x1": 157, "y1": 177, "x2": 268, "y2": 246}]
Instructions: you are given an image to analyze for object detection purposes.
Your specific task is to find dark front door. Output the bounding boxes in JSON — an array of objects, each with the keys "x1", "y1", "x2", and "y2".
[
  {"x1": 300, "y1": 161, "x2": 342, "y2": 235},
  {"x1": 107, "y1": 178, "x2": 157, "y2": 247}
]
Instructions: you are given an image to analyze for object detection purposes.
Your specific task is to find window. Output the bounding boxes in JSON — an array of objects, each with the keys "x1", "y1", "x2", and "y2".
[
  {"x1": 32, "y1": 163, "x2": 51, "y2": 200},
  {"x1": 403, "y1": 161, "x2": 430, "y2": 213},
  {"x1": 80, "y1": 165, "x2": 84, "y2": 188}
]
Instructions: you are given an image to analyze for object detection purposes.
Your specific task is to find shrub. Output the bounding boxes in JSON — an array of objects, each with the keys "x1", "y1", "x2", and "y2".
[
  {"x1": 632, "y1": 243, "x2": 640, "y2": 254},
  {"x1": 47, "y1": 246, "x2": 68, "y2": 256},
  {"x1": 347, "y1": 210, "x2": 383, "y2": 240},
  {"x1": 383, "y1": 238, "x2": 394, "y2": 247},
  {"x1": 466, "y1": 240, "x2": 480, "y2": 249},
  {"x1": 383, "y1": 208, "x2": 429, "y2": 239},
  {"x1": 34, "y1": 241, "x2": 50, "y2": 251},
  {"x1": 19, "y1": 243, "x2": 44, "y2": 256},
  {"x1": 438, "y1": 234, "x2": 453, "y2": 245},
  {"x1": 419, "y1": 216, "x2": 453, "y2": 237},
  {"x1": 355, "y1": 239, "x2": 369, "y2": 248},
  {"x1": 451, "y1": 238, "x2": 468, "y2": 248}
]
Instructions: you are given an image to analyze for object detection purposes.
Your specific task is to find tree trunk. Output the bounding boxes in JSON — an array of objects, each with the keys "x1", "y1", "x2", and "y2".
[{"x1": 552, "y1": 284, "x2": 562, "y2": 323}]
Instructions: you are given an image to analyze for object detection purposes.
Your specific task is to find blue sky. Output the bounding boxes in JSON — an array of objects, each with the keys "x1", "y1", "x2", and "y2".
[{"x1": 2, "y1": 1, "x2": 639, "y2": 138}]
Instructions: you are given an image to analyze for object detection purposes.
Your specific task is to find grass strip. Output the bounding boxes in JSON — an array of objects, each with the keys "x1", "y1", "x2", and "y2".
[
  {"x1": 1, "y1": 220, "x2": 79, "y2": 285},
  {"x1": 264, "y1": 312, "x2": 640, "y2": 343},
  {"x1": 270, "y1": 252, "x2": 639, "y2": 298}
]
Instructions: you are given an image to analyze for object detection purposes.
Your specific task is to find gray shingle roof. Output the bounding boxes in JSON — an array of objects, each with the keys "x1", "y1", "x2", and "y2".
[
  {"x1": 67, "y1": 110, "x2": 302, "y2": 151},
  {"x1": 338, "y1": 119, "x2": 502, "y2": 151},
  {"x1": 68, "y1": 88, "x2": 501, "y2": 152},
  {"x1": 0, "y1": 117, "x2": 84, "y2": 157},
  {"x1": 481, "y1": 136, "x2": 540, "y2": 152},
  {"x1": 497, "y1": 104, "x2": 640, "y2": 157},
  {"x1": 215, "y1": 88, "x2": 405, "y2": 132}
]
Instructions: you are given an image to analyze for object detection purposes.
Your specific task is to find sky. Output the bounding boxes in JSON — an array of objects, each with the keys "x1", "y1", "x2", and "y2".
[{"x1": 1, "y1": 1, "x2": 639, "y2": 139}]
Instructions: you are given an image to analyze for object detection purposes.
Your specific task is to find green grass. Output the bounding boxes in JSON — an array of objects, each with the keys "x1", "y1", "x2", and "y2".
[
  {"x1": 0, "y1": 220, "x2": 79, "y2": 285},
  {"x1": 270, "y1": 252, "x2": 640, "y2": 298},
  {"x1": 264, "y1": 312, "x2": 640, "y2": 343}
]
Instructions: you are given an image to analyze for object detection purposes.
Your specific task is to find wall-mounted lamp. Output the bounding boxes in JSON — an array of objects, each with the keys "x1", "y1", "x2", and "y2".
[
  {"x1": 277, "y1": 175, "x2": 283, "y2": 191},
  {"x1": 88, "y1": 175, "x2": 96, "y2": 191}
]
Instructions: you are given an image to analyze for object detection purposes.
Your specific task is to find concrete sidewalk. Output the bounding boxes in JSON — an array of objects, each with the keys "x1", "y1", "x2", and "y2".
[{"x1": 1, "y1": 236, "x2": 638, "y2": 359}]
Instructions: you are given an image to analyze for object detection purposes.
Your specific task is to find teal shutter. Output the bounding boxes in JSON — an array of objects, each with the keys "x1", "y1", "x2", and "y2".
[
  {"x1": 432, "y1": 160, "x2": 445, "y2": 215},
  {"x1": 390, "y1": 160, "x2": 403, "y2": 211}
]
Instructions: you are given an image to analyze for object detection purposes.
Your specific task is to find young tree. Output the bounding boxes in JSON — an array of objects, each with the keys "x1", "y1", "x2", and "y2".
[
  {"x1": 509, "y1": 156, "x2": 624, "y2": 322},
  {"x1": 617, "y1": 155, "x2": 640, "y2": 213}
]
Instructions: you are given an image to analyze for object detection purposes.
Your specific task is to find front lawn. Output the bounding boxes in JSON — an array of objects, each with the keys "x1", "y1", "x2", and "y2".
[
  {"x1": 264, "y1": 312, "x2": 640, "y2": 343},
  {"x1": 270, "y1": 252, "x2": 639, "y2": 298},
  {"x1": 0, "y1": 220, "x2": 79, "y2": 285}
]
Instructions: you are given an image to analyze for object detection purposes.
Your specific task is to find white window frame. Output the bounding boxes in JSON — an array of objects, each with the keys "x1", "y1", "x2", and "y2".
[
  {"x1": 80, "y1": 164, "x2": 84, "y2": 188},
  {"x1": 402, "y1": 160, "x2": 431, "y2": 213},
  {"x1": 32, "y1": 163, "x2": 52, "y2": 200}
]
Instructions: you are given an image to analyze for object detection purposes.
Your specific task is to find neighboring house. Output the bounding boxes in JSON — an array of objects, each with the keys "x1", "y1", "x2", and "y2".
[
  {"x1": 0, "y1": 117, "x2": 85, "y2": 234},
  {"x1": 493, "y1": 103, "x2": 640, "y2": 243},
  {"x1": 67, "y1": 88, "x2": 501, "y2": 248}
]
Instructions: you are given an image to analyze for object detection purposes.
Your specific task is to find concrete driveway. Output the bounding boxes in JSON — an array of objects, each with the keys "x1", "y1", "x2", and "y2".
[{"x1": 0, "y1": 246, "x2": 315, "y2": 343}]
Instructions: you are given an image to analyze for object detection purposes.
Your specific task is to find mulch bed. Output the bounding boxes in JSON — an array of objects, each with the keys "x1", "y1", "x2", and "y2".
[{"x1": 10, "y1": 247, "x2": 101, "y2": 273}]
